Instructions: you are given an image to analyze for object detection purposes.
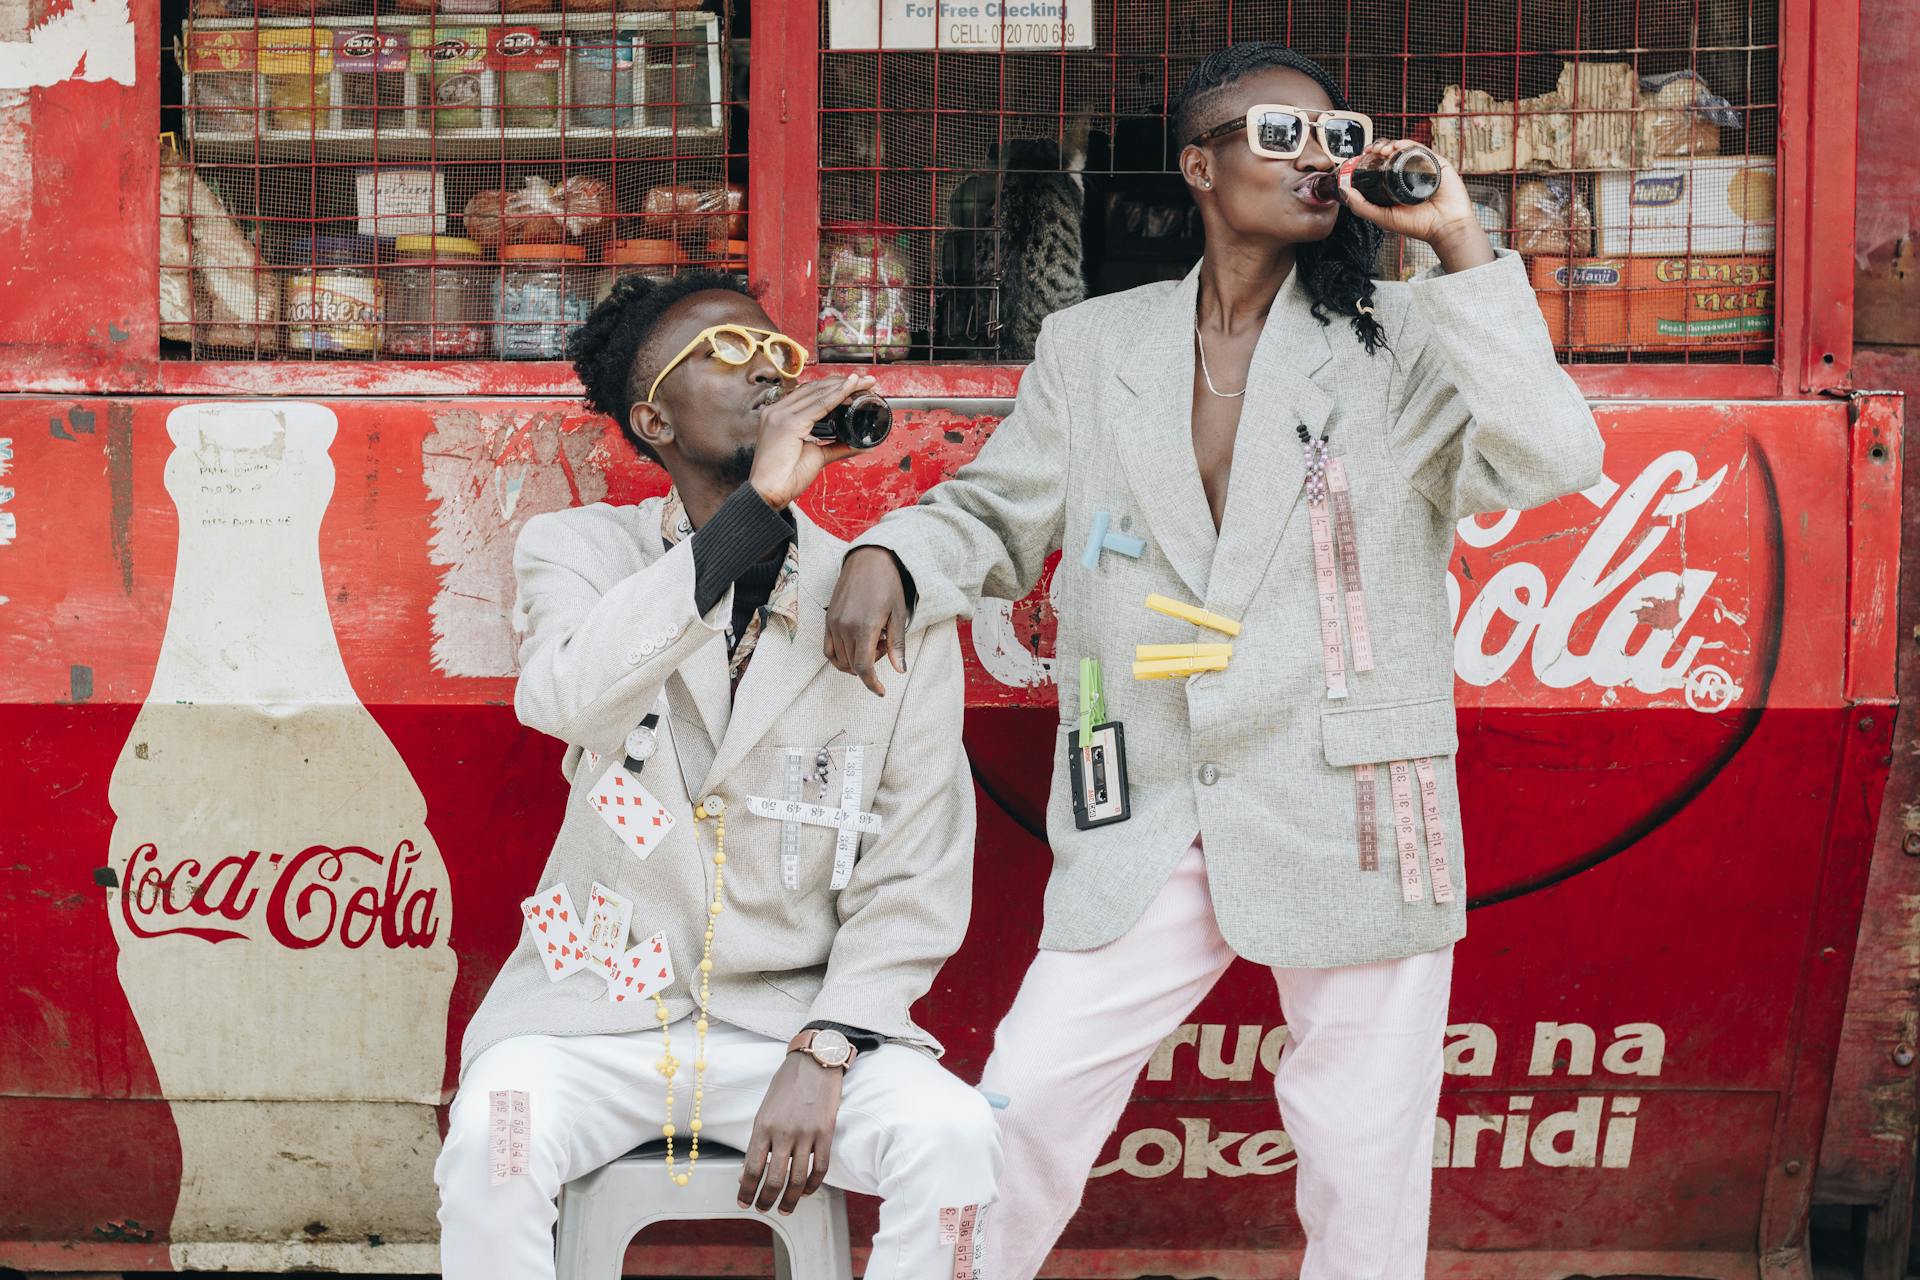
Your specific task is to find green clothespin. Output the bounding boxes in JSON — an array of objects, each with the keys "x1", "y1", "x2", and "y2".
[{"x1": 1078, "y1": 657, "x2": 1107, "y2": 743}]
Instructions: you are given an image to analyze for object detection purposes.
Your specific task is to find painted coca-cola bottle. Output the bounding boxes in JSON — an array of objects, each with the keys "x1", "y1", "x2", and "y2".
[{"x1": 107, "y1": 403, "x2": 456, "y2": 1266}]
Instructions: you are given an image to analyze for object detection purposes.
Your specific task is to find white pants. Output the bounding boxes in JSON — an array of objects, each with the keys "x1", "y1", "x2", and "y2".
[
  {"x1": 980, "y1": 842, "x2": 1453, "y2": 1280},
  {"x1": 438, "y1": 1021, "x2": 1002, "y2": 1280}
]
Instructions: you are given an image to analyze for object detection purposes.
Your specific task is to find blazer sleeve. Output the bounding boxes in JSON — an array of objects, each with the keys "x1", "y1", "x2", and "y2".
[
  {"x1": 511, "y1": 510, "x2": 734, "y2": 756},
  {"x1": 1386, "y1": 248, "x2": 1606, "y2": 518},
  {"x1": 806, "y1": 620, "x2": 974, "y2": 1052},
  {"x1": 849, "y1": 314, "x2": 1071, "y2": 625}
]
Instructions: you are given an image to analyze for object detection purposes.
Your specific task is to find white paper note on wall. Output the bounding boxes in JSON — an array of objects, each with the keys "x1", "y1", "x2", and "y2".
[{"x1": 828, "y1": 0, "x2": 1093, "y2": 51}]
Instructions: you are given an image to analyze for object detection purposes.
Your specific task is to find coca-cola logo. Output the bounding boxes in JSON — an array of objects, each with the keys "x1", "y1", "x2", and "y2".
[{"x1": 120, "y1": 840, "x2": 441, "y2": 948}]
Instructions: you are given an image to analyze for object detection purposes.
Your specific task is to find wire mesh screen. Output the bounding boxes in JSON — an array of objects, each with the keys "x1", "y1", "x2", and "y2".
[
  {"x1": 160, "y1": 0, "x2": 745, "y2": 361},
  {"x1": 816, "y1": 0, "x2": 1778, "y2": 364}
]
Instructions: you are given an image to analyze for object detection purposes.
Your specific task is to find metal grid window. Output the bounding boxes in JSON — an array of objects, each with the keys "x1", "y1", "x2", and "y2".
[
  {"x1": 816, "y1": 0, "x2": 1778, "y2": 365},
  {"x1": 160, "y1": 0, "x2": 746, "y2": 361}
]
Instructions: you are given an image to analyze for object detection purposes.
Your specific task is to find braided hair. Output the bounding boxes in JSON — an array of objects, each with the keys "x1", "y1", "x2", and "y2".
[
  {"x1": 1173, "y1": 44, "x2": 1388, "y2": 355},
  {"x1": 568, "y1": 269, "x2": 752, "y2": 462}
]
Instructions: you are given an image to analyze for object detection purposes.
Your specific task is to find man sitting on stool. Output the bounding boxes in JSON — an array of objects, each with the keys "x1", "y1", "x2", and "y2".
[{"x1": 436, "y1": 271, "x2": 1000, "y2": 1280}]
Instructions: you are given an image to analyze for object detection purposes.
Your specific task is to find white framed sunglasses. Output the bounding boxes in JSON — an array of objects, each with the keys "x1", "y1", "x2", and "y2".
[{"x1": 1190, "y1": 103, "x2": 1374, "y2": 161}]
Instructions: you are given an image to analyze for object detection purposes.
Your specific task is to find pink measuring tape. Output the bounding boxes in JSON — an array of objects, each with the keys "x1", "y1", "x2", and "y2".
[
  {"x1": 1308, "y1": 495, "x2": 1348, "y2": 700},
  {"x1": 1325, "y1": 457, "x2": 1375, "y2": 672},
  {"x1": 1387, "y1": 761, "x2": 1424, "y2": 902},
  {"x1": 1413, "y1": 757, "x2": 1456, "y2": 903},
  {"x1": 1354, "y1": 762, "x2": 1380, "y2": 871}
]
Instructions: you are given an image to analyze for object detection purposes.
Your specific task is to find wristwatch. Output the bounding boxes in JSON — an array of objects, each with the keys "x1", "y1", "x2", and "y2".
[{"x1": 787, "y1": 1028, "x2": 858, "y2": 1070}]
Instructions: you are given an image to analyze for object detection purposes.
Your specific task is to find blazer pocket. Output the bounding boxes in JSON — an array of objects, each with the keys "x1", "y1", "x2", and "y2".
[{"x1": 1321, "y1": 695, "x2": 1459, "y2": 767}]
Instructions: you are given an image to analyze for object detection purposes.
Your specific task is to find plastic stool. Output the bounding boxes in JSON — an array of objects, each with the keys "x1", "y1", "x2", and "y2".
[{"x1": 555, "y1": 1141, "x2": 853, "y2": 1280}]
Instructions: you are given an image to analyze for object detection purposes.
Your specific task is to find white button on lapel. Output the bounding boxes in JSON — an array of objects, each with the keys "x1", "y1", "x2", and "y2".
[{"x1": 624, "y1": 647, "x2": 644, "y2": 666}]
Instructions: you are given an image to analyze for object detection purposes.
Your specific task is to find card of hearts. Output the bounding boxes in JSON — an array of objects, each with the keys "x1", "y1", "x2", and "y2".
[
  {"x1": 585, "y1": 760, "x2": 676, "y2": 861},
  {"x1": 605, "y1": 930, "x2": 675, "y2": 1004},
  {"x1": 585, "y1": 881, "x2": 634, "y2": 968},
  {"x1": 520, "y1": 882, "x2": 590, "y2": 982}
]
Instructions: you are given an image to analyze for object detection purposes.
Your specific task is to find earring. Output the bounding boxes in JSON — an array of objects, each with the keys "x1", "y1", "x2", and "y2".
[{"x1": 1201, "y1": 178, "x2": 1214, "y2": 189}]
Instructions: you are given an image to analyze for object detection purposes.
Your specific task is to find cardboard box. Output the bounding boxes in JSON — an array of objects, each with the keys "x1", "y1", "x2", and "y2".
[
  {"x1": 1594, "y1": 156, "x2": 1775, "y2": 256},
  {"x1": 1529, "y1": 254, "x2": 1773, "y2": 350}
]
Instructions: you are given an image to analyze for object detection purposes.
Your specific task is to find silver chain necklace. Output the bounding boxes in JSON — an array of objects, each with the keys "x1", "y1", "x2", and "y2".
[{"x1": 1193, "y1": 324, "x2": 1247, "y2": 399}]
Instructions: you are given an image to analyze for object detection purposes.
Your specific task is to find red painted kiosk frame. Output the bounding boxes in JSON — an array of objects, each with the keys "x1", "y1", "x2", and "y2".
[
  {"x1": 0, "y1": 0, "x2": 1857, "y2": 401},
  {"x1": 0, "y1": 0, "x2": 1902, "y2": 1276}
]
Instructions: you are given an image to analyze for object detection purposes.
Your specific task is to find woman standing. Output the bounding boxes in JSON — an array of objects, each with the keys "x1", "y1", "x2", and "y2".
[{"x1": 828, "y1": 44, "x2": 1604, "y2": 1279}]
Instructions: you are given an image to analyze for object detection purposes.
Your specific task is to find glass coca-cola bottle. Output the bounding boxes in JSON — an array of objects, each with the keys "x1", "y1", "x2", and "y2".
[
  {"x1": 106, "y1": 403, "x2": 456, "y2": 1256},
  {"x1": 1310, "y1": 144, "x2": 1444, "y2": 207}
]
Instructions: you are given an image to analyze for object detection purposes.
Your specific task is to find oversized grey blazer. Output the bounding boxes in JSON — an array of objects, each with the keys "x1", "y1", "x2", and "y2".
[
  {"x1": 459, "y1": 499, "x2": 974, "y2": 1077},
  {"x1": 853, "y1": 249, "x2": 1604, "y2": 968}
]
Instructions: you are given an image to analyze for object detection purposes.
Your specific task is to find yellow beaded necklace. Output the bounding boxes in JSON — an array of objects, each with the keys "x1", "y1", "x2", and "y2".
[{"x1": 654, "y1": 794, "x2": 727, "y2": 1186}]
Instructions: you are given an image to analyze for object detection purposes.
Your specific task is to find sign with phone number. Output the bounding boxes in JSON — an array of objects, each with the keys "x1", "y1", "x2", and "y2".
[{"x1": 828, "y1": 0, "x2": 1094, "y2": 50}]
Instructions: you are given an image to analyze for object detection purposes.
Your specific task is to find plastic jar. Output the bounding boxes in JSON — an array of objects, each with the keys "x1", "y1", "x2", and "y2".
[
  {"x1": 817, "y1": 225, "x2": 912, "y2": 361},
  {"x1": 495, "y1": 30, "x2": 561, "y2": 128},
  {"x1": 261, "y1": 30, "x2": 333, "y2": 131},
  {"x1": 494, "y1": 243, "x2": 593, "y2": 359},
  {"x1": 597, "y1": 239, "x2": 684, "y2": 304},
  {"x1": 568, "y1": 29, "x2": 639, "y2": 129},
  {"x1": 284, "y1": 236, "x2": 383, "y2": 355},
  {"x1": 383, "y1": 235, "x2": 489, "y2": 358},
  {"x1": 420, "y1": 30, "x2": 487, "y2": 131}
]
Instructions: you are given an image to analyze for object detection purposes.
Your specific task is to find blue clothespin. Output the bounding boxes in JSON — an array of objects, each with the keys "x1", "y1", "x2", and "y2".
[{"x1": 1081, "y1": 511, "x2": 1146, "y2": 570}]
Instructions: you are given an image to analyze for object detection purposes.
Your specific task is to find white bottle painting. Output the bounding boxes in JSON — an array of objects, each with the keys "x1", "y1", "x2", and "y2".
[{"x1": 106, "y1": 403, "x2": 456, "y2": 1270}]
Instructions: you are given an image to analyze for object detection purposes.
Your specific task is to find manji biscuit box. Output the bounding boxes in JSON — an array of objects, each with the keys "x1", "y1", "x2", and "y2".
[{"x1": 1529, "y1": 255, "x2": 1774, "y2": 350}]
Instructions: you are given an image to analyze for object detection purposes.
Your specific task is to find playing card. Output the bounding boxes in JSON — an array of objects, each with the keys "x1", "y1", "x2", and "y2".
[
  {"x1": 520, "y1": 882, "x2": 590, "y2": 982},
  {"x1": 605, "y1": 930, "x2": 675, "y2": 1005},
  {"x1": 585, "y1": 881, "x2": 634, "y2": 968},
  {"x1": 585, "y1": 759, "x2": 676, "y2": 860}
]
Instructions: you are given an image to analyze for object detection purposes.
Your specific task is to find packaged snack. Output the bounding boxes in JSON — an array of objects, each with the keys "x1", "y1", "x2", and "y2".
[
  {"x1": 464, "y1": 175, "x2": 615, "y2": 246},
  {"x1": 1635, "y1": 69, "x2": 1739, "y2": 159},
  {"x1": 1512, "y1": 176, "x2": 1594, "y2": 257},
  {"x1": 640, "y1": 182, "x2": 747, "y2": 243},
  {"x1": 818, "y1": 226, "x2": 911, "y2": 361}
]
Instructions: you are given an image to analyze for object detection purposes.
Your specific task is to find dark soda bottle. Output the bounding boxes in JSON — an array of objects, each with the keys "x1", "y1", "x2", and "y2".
[
  {"x1": 1308, "y1": 144, "x2": 1443, "y2": 207},
  {"x1": 810, "y1": 391, "x2": 892, "y2": 450}
]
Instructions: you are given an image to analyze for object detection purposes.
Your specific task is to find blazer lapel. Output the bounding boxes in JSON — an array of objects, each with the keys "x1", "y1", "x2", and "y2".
[
  {"x1": 1114, "y1": 265, "x2": 1215, "y2": 603},
  {"x1": 1204, "y1": 267, "x2": 1334, "y2": 626},
  {"x1": 697, "y1": 515, "x2": 833, "y2": 797},
  {"x1": 635, "y1": 504, "x2": 732, "y2": 751}
]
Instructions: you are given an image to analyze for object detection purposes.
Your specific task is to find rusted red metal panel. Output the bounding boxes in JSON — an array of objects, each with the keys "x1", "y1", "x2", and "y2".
[
  {"x1": 0, "y1": 0, "x2": 160, "y2": 393},
  {"x1": 0, "y1": 393, "x2": 1897, "y2": 1277},
  {"x1": 1813, "y1": 366, "x2": 1918, "y2": 1255}
]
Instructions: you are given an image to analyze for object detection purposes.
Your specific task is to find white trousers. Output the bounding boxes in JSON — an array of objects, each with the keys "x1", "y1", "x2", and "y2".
[
  {"x1": 438, "y1": 1021, "x2": 1002, "y2": 1280},
  {"x1": 980, "y1": 842, "x2": 1453, "y2": 1280}
]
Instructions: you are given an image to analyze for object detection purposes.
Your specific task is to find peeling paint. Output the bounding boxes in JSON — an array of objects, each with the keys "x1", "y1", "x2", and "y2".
[
  {"x1": 106, "y1": 403, "x2": 133, "y2": 594},
  {"x1": 0, "y1": 0, "x2": 136, "y2": 88},
  {"x1": 422, "y1": 408, "x2": 608, "y2": 677},
  {"x1": 1633, "y1": 592, "x2": 1686, "y2": 631},
  {"x1": 0, "y1": 435, "x2": 14, "y2": 560}
]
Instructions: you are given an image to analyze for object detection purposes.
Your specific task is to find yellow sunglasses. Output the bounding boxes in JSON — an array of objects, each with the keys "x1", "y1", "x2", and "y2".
[{"x1": 646, "y1": 324, "x2": 809, "y2": 403}]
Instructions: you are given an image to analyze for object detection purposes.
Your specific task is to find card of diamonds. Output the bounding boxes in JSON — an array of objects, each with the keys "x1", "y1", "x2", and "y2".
[
  {"x1": 520, "y1": 882, "x2": 590, "y2": 982},
  {"x1": 585, "y1": 759, "x2": 676, "y2": 861},
  {"x1": 585, "y1": 881, "x2": 633, "y2": 969},
  {"x1": 605, "y1": 931, "x2": 675, "y2": 1004}
]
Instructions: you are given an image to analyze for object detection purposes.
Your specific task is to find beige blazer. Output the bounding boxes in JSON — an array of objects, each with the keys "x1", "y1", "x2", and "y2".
[
  {"x1": 460, "y1": 500, "x2": 974, "y2": 1076},
  {"x1": 854, "y1": 249, "x2": 1604, "y2": 968}
]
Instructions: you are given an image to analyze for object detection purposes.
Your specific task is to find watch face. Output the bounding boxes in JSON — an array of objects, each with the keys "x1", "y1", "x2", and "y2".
[
  {"x1": 811, "y1": 1030, "x2": 854, "y2": 1067},
  {"x1": 624, "y1": 726, "x2": 657, "y2": 761}
]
